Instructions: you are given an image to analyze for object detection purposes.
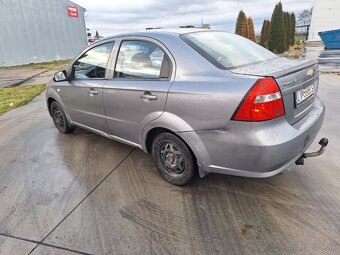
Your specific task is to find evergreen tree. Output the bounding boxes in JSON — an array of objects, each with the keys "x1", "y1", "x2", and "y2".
[
  {"x1": 247, "y1": 17, "x2": 256, "y2": 42},
  {"x1": 265, "y1": 20, "x2": 271, "y2": 45},
  {"x1": 260, "y1": 20, "x2": 271, "y2": 48},
  {"x1": 290, "y1": 12, "x2": 296, "y2": 45},
  {"x1": 235, "y1": 10, "x2": 249, "y2": 38},
  {"x1": 95, "y1": 30, "x2": 100, "y2": 39},
  {"x1": 260, "y1": 20, "x2": 267, "y2": 46},
  {"x1": 284, "y1": 12, "x2": 291, "y2": 49},
  {"x1": 268, "y1": 2, "x2": 286, "y2": 53}
]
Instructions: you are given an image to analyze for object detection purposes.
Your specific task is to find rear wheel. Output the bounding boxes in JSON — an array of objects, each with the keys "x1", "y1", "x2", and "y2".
[
  {"x1": 50, "y1": 101, "x2": 74, "y2": 134},
  {"x1": 151, "y1": 132, "x2": 197, "y2": 186}
]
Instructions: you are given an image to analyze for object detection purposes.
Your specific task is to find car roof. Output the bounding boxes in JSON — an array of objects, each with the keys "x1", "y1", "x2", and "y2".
[{"x1": 102, "y1": 28, "x2": 217, "y2": 41}]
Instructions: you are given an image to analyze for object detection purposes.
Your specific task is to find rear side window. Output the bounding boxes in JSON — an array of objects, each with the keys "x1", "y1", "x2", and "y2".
[
  {"x1": 181, "y1": 31, "x2": 276, "y2": 69},
  {"x1": 74, "y1": 42, "x2": 114, "y2": 79},
  {"x1": 114, "y1": 40, "x2": 170, "y2": 79}
]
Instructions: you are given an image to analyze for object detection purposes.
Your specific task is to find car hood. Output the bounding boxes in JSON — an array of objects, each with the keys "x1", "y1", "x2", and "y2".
[{"x1": 230, "y1": 57, "x2": 317, "y2": 78}]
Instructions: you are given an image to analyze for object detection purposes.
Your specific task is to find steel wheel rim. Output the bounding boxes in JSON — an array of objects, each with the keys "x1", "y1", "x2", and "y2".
[
  {"x1": 159, "y1": 141, "x2": 185, "y2": 175},
  {"x1": 53, "y1": 108, "x2": 65, "y2": 129}
]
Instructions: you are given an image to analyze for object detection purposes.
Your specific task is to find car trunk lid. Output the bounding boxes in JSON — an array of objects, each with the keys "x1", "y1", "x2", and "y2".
[{"x1": 230, "y1": 58, "x2": 319, "y2": 125}]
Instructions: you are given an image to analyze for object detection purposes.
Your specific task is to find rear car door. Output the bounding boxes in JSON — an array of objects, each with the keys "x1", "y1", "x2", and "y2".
[
  {"x1": 60, "y1": 41, "x2": 115, "y2": 132},
  {"x1": 103, "y1": 38, "x2": 174, "y2": 145}
]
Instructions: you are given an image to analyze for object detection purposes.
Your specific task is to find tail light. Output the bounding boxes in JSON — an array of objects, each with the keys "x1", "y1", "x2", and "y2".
[{"x1": 232, "y1": 77, "x2": 285, "y2": 121}]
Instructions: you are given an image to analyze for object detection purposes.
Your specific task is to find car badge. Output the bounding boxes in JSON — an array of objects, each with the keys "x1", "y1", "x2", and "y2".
[
  {"x1": 282, "y1": 79, "x2": 296, "y2": 88},
  {"x1": 307, "y1": 68, "x2": 314, "y2": 76}
]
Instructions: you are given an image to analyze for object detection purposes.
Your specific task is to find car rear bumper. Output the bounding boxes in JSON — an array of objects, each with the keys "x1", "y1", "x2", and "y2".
[{"x1": 178, "y1": 97, "x2": 325, "y2": 178}]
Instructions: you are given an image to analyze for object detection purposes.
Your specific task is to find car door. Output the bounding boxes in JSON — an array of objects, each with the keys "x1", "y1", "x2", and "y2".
[
  {"x1": 59, "y1": 41, "x2": 115, "y2": 132},
  {"x1": 103, "y1": 38, "x2": 174, "y2": 145}
]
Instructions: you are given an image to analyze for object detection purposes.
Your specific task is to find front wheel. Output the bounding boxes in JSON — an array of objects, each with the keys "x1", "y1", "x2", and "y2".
[
  {"x1": 151, "y1": 132, "x2": 197, "y2": 186},
  {"x1": 50, "y1": 101, "x2": 74, "y2": 134}
]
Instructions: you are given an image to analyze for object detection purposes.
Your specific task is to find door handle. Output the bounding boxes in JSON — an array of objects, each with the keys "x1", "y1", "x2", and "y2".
[
  {"x1": 88, "y1": 88, "x2": 98, "y2": 96},
  {"x1": 140, "y1": 92, "x2": 157, "y2": 101}
]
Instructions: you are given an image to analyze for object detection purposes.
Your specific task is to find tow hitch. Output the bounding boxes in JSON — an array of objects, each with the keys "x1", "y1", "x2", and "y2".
[{"x1": 295, "y1": 138, "x2": 328, "y2": 166}]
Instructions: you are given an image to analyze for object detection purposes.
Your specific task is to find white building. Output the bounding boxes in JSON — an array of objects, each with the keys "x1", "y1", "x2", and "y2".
[
  {"x1": 308, "y1": 0, "x2": 340, "y2": 41},
  {"x1": 0, "y1": 0, "x2": 87, "y2": 67}
]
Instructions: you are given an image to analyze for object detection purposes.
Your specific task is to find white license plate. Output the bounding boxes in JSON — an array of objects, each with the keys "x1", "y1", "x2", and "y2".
[{"x1": 295, "y1": 84, "x2": 315, "y2": 106}]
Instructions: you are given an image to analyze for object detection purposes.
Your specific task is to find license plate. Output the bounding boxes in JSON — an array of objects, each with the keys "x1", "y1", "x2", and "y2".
[{"x1": 295, "y1": 84, "x2": 315, "y2": 106}]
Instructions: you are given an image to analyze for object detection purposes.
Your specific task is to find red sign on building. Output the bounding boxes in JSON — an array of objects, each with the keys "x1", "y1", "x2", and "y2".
[{"x1": 67, "y1": 6, "x2": 78, "y2": 18}]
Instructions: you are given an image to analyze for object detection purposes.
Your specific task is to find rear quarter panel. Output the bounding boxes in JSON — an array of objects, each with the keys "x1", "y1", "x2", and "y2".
[
  {"x1": 164, "y1": 76, "x2": 257, "y2": 131},
  {"x1": 142, "y1": 33, "x2": 258, "y2": 132}
]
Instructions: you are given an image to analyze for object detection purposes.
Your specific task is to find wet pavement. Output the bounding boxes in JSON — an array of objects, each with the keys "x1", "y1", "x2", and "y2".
[
  {"x1": 0, "y1": 75, "x2": 339, "y2": 255},
  {"x1": 303, "y1": 46, "x2": 340, "y2": 72}
]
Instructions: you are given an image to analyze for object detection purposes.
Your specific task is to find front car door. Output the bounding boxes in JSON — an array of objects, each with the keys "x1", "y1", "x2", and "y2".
[
  {"x1": 59, "y1": 41, "x2": 115, "y2": 132},
  {"x1": 103, "y1": 38, "x2": 174, "y2": 145}
]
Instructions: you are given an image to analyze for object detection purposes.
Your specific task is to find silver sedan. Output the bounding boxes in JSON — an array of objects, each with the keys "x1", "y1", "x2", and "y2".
[{"x1": 46, "y1": 29, "x2": 326, "y2": 185}]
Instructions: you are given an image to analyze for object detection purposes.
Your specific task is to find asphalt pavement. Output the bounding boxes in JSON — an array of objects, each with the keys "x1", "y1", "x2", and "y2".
[
  {"x1": 0, "y1": 68, "x2": 46, "y2": 88},
  {"x1": 0, "y1": 62, "x2": 68, "y2": 88},
  {"x1": 304, "y1": 46, "x2": 340, "y2": 72},
  {"x1": 0, "y1": 74, "x2": 339, "y2": 255}
]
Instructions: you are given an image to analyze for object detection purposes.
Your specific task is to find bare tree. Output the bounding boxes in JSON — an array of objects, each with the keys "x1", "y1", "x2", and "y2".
[{"x1": 298, "y1": 8, "x2": 313, "y2": 26}]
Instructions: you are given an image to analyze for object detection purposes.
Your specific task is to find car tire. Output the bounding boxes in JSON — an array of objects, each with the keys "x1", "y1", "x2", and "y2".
[
  {"x1": 151, "y1": 132, "x2": 197, "y2": 186},
  {"x1": 50, "y1": 101, "x2": 74, "y2": 134}
]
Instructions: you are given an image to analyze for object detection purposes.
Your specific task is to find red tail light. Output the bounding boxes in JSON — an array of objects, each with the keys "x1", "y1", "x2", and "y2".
[{"x1": 232, "y1": 77, "x2": 285, "y2": 121}]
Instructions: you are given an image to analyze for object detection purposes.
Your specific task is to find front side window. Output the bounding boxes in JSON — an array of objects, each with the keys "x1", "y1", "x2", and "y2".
[
  {"x1": 114, "y1": 40, "x2": 166, "y2": 79},
  {"x1": 181, "y1": 31, "x2": 277, "y2": 69},
  {"x1": 74, "y1": 42, "x2": 114, "y2": 79}
]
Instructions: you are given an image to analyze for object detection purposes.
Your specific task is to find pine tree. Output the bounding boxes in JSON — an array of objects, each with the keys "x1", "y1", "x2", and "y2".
[
  {"x1": 235, "y1": 10, "x2": 249, "y2": 38},
  {"x1": 247, "y1": 17, "x2": 256, "y2": 42},
  {"x1": 95, "y1": 30, "x2": 99, "y2": 39},
  {"x1": 268, "y1": 2, "x2": 287, "y2": 53},
  {"x1": 290, "y1": 12, "x2": 296, "y2": 45}
]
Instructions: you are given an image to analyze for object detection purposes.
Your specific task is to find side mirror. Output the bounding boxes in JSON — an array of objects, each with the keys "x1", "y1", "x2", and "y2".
[{"x1": 53, "y1": 70, "x2": 68, "y2": 82}]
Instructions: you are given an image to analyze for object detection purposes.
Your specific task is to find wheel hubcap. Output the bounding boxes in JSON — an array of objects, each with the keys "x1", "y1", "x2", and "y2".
[
  {"x1": 160, "y1": 142, "x2": 185, "y2": 175},
  {"x1": 53, "y1": 108, "x2": 64, "y2": 129}
]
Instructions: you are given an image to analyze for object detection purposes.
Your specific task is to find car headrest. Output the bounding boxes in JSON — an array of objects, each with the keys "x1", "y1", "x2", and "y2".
[{"x1": 131, "y1": 53, "x2": 152, "y2": 67}]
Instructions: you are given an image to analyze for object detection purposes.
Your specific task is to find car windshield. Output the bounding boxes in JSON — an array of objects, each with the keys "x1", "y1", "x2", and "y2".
[{"x1": 181, "y1": 31, "x2": 277, "y2": 69}]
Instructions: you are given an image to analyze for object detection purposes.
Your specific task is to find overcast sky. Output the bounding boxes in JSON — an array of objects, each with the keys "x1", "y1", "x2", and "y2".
[{"x1": 72, "y1": 0, "x2": 313, "y2": 36}]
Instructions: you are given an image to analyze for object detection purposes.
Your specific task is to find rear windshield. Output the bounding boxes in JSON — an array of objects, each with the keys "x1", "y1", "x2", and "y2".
[{"x1": 181, "y1": 31, "x2": 277, "y2": 69}]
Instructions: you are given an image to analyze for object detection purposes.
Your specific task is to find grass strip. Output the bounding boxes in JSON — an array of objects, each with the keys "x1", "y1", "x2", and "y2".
[
  {"x1": 0, "y1": 84, "x2": 46, "y2": 116},
  {"x1": 0, "y1": 59, "x2": 70, "y2": 71}
]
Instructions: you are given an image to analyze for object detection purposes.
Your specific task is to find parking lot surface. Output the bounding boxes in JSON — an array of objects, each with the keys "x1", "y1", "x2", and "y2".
[
  {"x1": 304, "y1": 46, "x2": 340, "y2": 72},
  {"x1": 0, "y1": 74, "x2": 339, "y2": 255},
  {"x1": 0, "y1": 61, "x2": 69, "y2": 88}
]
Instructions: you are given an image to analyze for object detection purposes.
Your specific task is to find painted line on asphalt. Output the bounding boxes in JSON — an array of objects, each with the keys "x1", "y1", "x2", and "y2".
[
  {"x1": 27, "y1": 148, "x2": 136, "y2": 255},
  {"x1": 0, "y1": 233, "x2": 92, "y2": 255}
]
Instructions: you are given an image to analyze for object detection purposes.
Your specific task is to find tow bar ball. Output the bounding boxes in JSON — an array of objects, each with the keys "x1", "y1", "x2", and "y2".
[
  {"x1": 318, "y1": 138, "x2": 329, "y2": 147},
  {"x1": 295, "y1": 138, "x2": 329, "y2": 166}
]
